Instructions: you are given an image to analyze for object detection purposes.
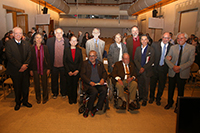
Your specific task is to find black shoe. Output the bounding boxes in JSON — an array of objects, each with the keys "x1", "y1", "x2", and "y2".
[
  {"x1": 14, "y1": 104, "x2": 20, "y2": 111},
  {"x1": 53, "y1": 94, "x2": 57, "y2": 99},
  {"x1": 37, "y1": 100, "x2": 41, "y2": 104},
  {"x1": 164, "y1": 104, "x2": 173, "y2": 109},
  {"x1": 129, "y1": 102, "x2": 137, "y2": 110},
  {"x1": 83, "y1": 108, "x2": 89, "y2": 118},
  {"x1": 142, "y1": 101, "x2": 147, "y2": 106},
  {"x1": 119, "y1": 101, "x2": 126, "y2": 110},
  {"x1": 149, "y1": 98, "x2": 154, "y2": 104},
  {"x1": 23, "y1": 102, "x2": 32, "y2": 108},
  {"x1": 156, "y1": 100, "x2": 161, "y2": 106},
  {"x1": 43, "y1": 100, "x2": 47, "y2": 104},
  {"x1": 174, "y1": 107, "x2": 178, "y2": 113},
  {"x1": 91, "y1": 107, "x2": 98, "y2": 117}
]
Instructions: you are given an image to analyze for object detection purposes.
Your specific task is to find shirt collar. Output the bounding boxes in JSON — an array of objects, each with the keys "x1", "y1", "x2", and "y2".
[{"x1": 15, "y1": 39, "x2": 21, "y2": 44}]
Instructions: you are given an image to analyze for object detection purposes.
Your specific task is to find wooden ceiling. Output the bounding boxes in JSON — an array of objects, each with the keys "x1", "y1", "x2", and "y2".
[
  {"x1": 131, "y1": 0, "x2": 177, "y2": 16},
  {"x1": 30, "y1": 0, "x2": 64, "y2": 13}
]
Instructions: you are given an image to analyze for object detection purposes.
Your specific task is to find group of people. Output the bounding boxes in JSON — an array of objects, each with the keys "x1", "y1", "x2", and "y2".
[
  {"x1": 108, "y1": 26, "x2": 195, "y2": 114},
  {"x1": 1, "y1": 25, "x2": 196, "y2": 119}
]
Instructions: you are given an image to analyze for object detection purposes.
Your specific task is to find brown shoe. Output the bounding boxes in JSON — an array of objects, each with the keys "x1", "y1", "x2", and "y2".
[
  {"x1": 119, "y1": 101, "x2": 126, "y2": 110},
  {"x1": 129, "y1": 102, "x2": 137, "y2": 110}
]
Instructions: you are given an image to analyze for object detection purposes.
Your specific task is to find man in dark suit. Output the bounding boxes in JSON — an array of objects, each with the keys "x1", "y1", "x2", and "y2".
[
  {"x1": 126, "y1": 26, "x2": 141, "y2": 63},
  {"x1": 165, "y1": 32, "x2": 195, "y2": 113},
  {"x1": 111, "y1": 53, "x2": 139, "y2": 110},
  {"x1": 30, "y1": 27, "x2": 37, "y2": 45},
  {"x1": 47, "y1": 28, "x2": 69, "y2": 99},
  {"x1": 149, "y1": 32, "x2": 172, "y2": 106},
  {"x1": 5, "y1": 27, "x2": 32, "y2": 111},
  {"x1": 134, "y1": 35, "x2": 155, "y2": 106},
  {"x1": 80, "y1": 50, "x2": 107, "y2": 118}
]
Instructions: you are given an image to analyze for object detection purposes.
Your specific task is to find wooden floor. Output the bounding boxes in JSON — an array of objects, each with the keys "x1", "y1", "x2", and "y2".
[{"x1": 0, "y1": 80, "x2": 200, "y2": 133}]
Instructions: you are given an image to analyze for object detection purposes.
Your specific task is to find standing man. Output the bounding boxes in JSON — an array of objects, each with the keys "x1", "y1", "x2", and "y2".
[
  {"x1": 78, "y1": 31, "x2": 83, "y2": 46},
  {"x1": 164, "y1": 32, "x2": 195, "y2": 113},
  {"x1": 86, "y1": 28, "x2": 105, "y2": 62},
  {"x1": 126, "y1": 26, "x2": 141, "y2": 63},
  {"x1": 5, "y1": 27, "x2": 32, "y2": 111},
  {"x1": 149, "y1": 32, "x2": 172, "y2": 106},
  {"x1": 134, "y1": 35, "x2": 155, "y2": 106},
  {"x1": 80, "y1": 50, "x2": 107, "y2": 118},
  {"x1": 47, "y1": 28, "x2": 69, "y2": 99},
  {"x1": 30, "y1": 27, "x2": 37, "y2": 45}
]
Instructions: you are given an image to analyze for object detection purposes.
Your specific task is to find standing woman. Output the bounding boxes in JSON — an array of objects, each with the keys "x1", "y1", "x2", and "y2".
[
  {"x1": 30, "y1": 33, "x2": 51, "y2": 104},
  {"x1": 64, "y1": 36, "x2": 83, "y2": 104},
  {"x1": 81, "y1": 32, "x2": 91, "y2": 48},
  {"x1": 134, "y1": 35, "x2": 155, "y2": 106}
]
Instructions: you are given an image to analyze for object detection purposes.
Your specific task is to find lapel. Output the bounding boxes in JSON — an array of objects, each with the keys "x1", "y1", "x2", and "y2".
[
  {"x1": 158, "y1": 42, "x2": 162, "y2": 59},
  {"x1": 12, "y1": 39, "x2": 22, "y2": 62},
  {"x1": 22, "y1": 40, "x2": 26, "y2": 61},
  {"x1": 120, "y1": 61, "x2": 125, "y2": 74}
]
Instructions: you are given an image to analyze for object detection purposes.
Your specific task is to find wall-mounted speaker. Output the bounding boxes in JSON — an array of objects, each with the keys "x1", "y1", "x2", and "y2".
[{"x1": 43, "y1": 7, "x2": 48, "y2": 14}]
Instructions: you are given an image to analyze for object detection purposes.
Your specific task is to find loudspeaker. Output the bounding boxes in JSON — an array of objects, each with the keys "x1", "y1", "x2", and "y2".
[
  {"x1": 43, "y1": 7, "x2": 48, "y2": 14},
  {"x1": 152, "y1": 9, "x2": 158, "y2": 17}
]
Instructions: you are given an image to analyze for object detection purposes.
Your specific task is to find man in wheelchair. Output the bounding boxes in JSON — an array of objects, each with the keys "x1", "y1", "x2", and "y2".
[
  {"x1": 111, "y1": 53, "x2": 139, "y2": 111},
  {"x1": 80, "y1": 50, "x2": 107, "y2": 118}
]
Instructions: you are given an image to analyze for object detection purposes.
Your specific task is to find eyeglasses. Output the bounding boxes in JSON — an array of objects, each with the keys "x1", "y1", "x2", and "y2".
[{"x1": 89, "y1": 55, "x2": 96, "y2": 57}]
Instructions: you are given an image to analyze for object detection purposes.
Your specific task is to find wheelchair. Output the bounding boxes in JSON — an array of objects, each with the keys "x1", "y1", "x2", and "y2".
[
  {"x1": 78, "y1": 81, "x2": 110, "y2": 114},
  {"x1": 107, "y1": 77, "x2": 140, "y2": 111}
]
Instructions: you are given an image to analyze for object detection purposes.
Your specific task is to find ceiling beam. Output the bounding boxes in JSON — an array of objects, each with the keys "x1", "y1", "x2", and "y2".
[{"x1": 3, "y1": 4, "x2": 25, "y2": 13}]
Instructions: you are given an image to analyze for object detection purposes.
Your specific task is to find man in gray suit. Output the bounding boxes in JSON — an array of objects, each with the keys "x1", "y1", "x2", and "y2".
[
  {"x1": 86, "y1": 28, "x2": 105, "y2": 61},
  {"x1": 164, "y1": 32, "x2": 195, "y2": 113}
]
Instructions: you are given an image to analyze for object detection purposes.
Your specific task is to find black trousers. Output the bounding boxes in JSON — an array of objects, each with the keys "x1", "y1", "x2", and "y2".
[
  {"x1": 86, "y1": 85, "x2": 107, "y2": 111},
  {"x1": 51, "y1": 67, "x2": 67, "y2": 96},
  {"x1": 11, "y1": 70, "x2": 30, "y2": 105},
  {"x1": 33, "y1": 70, "x2": 48, "y2": 102},
  {"x1": 150, "y1": 67, "x2": 167, "y2": 101},
  {"x1": 168, "y1": 73, "x2": 186, "y2": 105},
  {"x1": 66, "y1": 74, "x2": 80, "y2": 103}
]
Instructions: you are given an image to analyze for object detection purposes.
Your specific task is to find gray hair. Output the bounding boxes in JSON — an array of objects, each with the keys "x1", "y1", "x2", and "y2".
[
  {"x1": 12, "y1": 27, "x2": 23, "y2": 34},
  {"x1": 54, "y1": 28, "x2": 64, "y2": 35},
  {"x1": 176, "y1": 32, "x2": 188, "y2": 40}
]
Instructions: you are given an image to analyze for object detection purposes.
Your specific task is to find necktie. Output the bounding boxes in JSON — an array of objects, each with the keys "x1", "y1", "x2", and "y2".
[
  {"x1": 95, "y1": 40, "x2": 98, "y2": 48},
  {"x1": 125, "y1": 65, "x2": 130, "y2": 79},
  {"x1": 159, "y1": 44, "x2": 167, "y2": 66},
  {"x1": 177, "y1": 46, "x2": 183, "y2": 66}
]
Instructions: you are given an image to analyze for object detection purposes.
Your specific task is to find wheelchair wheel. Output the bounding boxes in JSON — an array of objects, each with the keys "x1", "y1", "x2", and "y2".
[{"x1": 78, "y1": 105, "x2": 86, "y2": 114}]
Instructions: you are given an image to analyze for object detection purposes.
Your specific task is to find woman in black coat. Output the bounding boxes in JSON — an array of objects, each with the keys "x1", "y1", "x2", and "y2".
[
  {"x1": 81, "y1": 32, "x2": 91, "y2": 48},
  {"x1": 63, "y1": 36, "x2": 83, "y2": 104}
]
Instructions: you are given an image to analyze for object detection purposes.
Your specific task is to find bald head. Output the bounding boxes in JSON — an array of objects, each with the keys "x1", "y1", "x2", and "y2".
[{"x1": 122, "y1": 53, "x2": 130, "y2": 65}]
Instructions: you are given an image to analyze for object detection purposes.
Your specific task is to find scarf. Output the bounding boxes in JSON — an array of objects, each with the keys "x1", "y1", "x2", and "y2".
[{"x1": 35, "y1": 45, "x2": 44, "y2": 75}]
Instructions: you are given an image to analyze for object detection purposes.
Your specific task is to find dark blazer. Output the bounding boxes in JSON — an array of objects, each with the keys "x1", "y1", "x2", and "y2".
[
  {"x1": 30, "y1": 32, "x2": 36, "y2": 45},
  {"x1": 111, "y1": 61, "x2": 137, "y2": 85},
  {"x1": 80, "y1": 60, "x2": 107, "y2": 91},
  {"x1": 134, "y1": 45, "x2": 155, "y2": 77},
  {"x1": 29, "y1": 45, "x2": 51, "y2": 71},
  {"x1": 63, "y1": 47, "x2": 83, "y2": 75},
  {"x1": 151, "y1": 41, "x2": 172, "y2": 73},
  {"x1": 107, "y1": 42, "x2": 128, "y2": 73},
  {"x1": 5, "y1": 39, "x2": 31, "y2": 76},
  {"x1": 46, "y1": 37, "x2": 69, "y2": 68},
  {"x1": 126, "y1": 35, "x2": 140, "y2": 62}
]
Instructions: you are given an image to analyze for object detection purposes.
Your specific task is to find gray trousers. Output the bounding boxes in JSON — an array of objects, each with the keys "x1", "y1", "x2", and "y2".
[
  {"x1": 138, "y1": 72, "x2": 150, "y2": 101},
  {"x1": 33, "y1": 70, "x2": 48, "y2": 101}
]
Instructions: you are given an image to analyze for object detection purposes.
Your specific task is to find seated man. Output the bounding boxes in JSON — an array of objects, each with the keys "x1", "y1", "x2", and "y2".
[
  {"x1": 111, "y1": 53, "x2": 138, "y2": 110},
  {"x1": 80, "y1": 50, "x2": 107, "y2": 118}
]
